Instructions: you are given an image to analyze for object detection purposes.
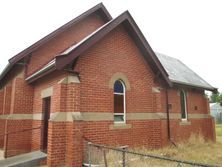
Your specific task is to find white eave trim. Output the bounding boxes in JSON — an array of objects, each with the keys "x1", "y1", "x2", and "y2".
[{"x1": 25, "y1": 59, "x2": 56, "y2": 81}]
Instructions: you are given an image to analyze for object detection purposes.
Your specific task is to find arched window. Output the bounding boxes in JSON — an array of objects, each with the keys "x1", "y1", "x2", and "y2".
[
  {"x1": 180, "y1": 90, "x2": 187, "y2": 120},
  {"x1": 114, "y1": 80, "x2": 126, "y2": 123}
]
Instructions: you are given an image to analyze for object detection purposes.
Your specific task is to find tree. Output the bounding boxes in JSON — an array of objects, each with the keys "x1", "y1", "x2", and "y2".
[
  {"x1": 210, "y1": 92, "x2": 219, "y2": 102},
  {"x1": 210, "y1": 92, "x2": 222, "y2": 105},
  {"x1": 219, "y1": 94, "x2": 222, "y2": 106}
]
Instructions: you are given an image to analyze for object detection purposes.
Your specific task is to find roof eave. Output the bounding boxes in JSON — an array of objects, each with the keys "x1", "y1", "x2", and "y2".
[{"x1": 172, "y1": 80, "x2": 217, "y2": 92}]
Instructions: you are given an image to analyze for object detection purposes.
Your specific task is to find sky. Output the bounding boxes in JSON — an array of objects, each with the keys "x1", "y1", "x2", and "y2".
[{"x1": 0, "y1": 0, "x2": 221, "y2": 92}]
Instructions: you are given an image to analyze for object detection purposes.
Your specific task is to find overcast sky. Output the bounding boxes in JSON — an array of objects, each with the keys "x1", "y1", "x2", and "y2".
[{"x1": 0, "y1": 0, "x2": 221, "y2": 92}]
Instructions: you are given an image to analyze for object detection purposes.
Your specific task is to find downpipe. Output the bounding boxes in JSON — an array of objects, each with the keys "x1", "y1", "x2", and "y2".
[{"x1": 165, "y1": 87, "x2": 177, "y2": 147}]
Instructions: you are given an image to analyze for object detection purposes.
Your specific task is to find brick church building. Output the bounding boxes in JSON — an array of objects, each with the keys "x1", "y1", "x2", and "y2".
[{"x1": 0, "y1": 3, "x2": 217, "y2": 167}]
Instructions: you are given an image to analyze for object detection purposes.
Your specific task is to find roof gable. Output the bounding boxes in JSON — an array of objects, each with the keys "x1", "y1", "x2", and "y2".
[
  {"x1": 0, "y1": 3, "x2": 112, "y2": 83},
  {"x1": 55, "y1": 11, "x2": 172, "y2": 87},
  {"x1": 9, "y1": 3, "x2": 112, "y2": 64}
]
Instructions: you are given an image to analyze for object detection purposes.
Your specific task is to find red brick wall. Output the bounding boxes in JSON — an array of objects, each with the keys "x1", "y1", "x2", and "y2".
[
  {"x1": 32, "y1": 71, "x2": 68, "y2": 114},
  {"x1": 0, "y1": 90, "x2": 3, "y2": 115},
  {"x1": 27, "y1": 13, "x2": 106, "y2": 76},
  {"x1": 73, "y1": 24, "x2": 165, "y2": 151},
  {"x1": 83, "y1": 120, "x2": 167, "y2": 148},
  {"x1": 47, "y1": 122, "x2": 67, "y2": 167},
  {"x1": 164, "y1": 87, "x2": 215, "y2": 141},
  {"x1": 3, "y1": 84, "x2": 12, "y2": 115},
  {"x1": 0, "y1": 10, "x2": 215, "y2": 167},
  {"x1": 65, "y1": 121, "x2": 83, "y2": 167},
  {"x1": 167, "y1": 88, "x2": 207, "y2": 114},
  {"x1": 65, "y1": 84, "x2": 82, "y2": 167},
  {"x1": 31, "y1": 71, "x2": 67, "y2": 153},
  {"x1": 0, "y1": 67, "x2": 25, "y2": 151},
  {"x1": 47, "y1": 81, "x2": 82, "y2": 166},
  {"x1": 1, "y1": 71, "x2": 35, "y2": 157},
  {"x1": 0, "y1": 119, "x2": 6, "y2": 148},
  {"x1": 169, "y1": 118, "x2": 215, "y2": 142},
  {"x1": 31, "y1": 120, "x2": 42, "y2": 151},
  {"x1": 75, "y1": 25, "x2": 156, "y2": 114},
  {"x1": 186, "y1": 89, "x2": 208, "y2": 114},
  {"x1": 4, "y1": 120, "x2": 32, "y2": 157},
  {"x1": 0, "y1": 89, "x2": 4, "y2": 148},
  {"x1": 72, "y1": 24, "x2": 215, "y2": 157},
  {"x1": 31, "y1": 72, "x2": 78, "y2": 166},
  {"x1": 10, "y1": 78, "x2": 34, "y2": 114}
]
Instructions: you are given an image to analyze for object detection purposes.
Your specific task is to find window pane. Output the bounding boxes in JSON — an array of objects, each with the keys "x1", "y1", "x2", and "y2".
[
  {"x1": 114, "y1": 94, "x2": 124, "y2": 113},
  {"x1": 180, "y1": 91, "x2": 186, "y2": 119},
  {"x1": 114, "y1": 115, "x2": 124, "y2": 122},
  {"x1": 114, "y1": 80, "x2": 123, "y2": 93}
]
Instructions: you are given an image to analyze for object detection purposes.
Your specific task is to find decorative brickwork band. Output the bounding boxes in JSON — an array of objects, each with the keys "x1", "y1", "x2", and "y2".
[{"x1": 0, "y1": 113, "x2": 212, "y2": 121}]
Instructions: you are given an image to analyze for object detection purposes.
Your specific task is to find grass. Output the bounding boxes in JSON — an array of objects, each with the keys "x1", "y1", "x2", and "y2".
[
  {"x1": 145, "y1": 134, "x2": 222, "y2": 166},
  {"x1": 216, "y1": 124, "x2": 222, "y2": 137},
  {"x1": 88, "y1": 129, "x2": 222, "y2": 167},
  {"x1": 216, "y1": 124, "x2": 222, "y2": 146}
]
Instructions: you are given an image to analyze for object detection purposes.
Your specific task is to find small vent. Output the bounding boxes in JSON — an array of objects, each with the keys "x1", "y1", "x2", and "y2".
[{"x1": 168, "y1": 104, "x2": 172, "y2": 109}]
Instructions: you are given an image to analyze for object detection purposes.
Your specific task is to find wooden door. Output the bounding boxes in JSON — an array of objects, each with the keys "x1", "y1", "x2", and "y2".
[{"x1": 41, "y1": 97, "x2": 51, "y2": 153}]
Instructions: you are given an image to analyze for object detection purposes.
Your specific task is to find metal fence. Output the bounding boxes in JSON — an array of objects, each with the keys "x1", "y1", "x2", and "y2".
[{"x1": 83, "y1": 142, "x2": 221, "y2": 167}]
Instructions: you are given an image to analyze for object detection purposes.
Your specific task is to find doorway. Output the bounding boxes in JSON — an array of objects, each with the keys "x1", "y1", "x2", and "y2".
[{"x1": 41, "y1": 97, "x2": 51, "y2": 153}]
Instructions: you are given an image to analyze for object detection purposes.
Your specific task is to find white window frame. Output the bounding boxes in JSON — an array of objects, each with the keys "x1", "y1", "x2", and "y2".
[
  {"x1": 114, "y1": 80, "x2": 126, "y2": 123},
  {"x1": 180, "y1": 90, "x2": 188, "y2": 121}
]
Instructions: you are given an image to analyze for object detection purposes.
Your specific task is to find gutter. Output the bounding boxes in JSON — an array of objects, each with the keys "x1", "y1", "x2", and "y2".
[
  {"x1": 171, "y1": 80, "x2": 217, "y2": 93},
  {"x1": 0, "y1": 63, "x2": 13, "y2": 82},
  {"x1": 165, "y1": 87, "x2": 177, "y2": 147},
  {"x1": 25, "y1": 59, "x2": 56, "y2": 83}
]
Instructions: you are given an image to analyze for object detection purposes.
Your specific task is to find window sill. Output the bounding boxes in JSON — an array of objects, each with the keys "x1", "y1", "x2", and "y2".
[
  {"x1": 109, "y1": 123, "x2": 132, "y2": 130},
  {"x1": 179, "y1": 120, "x2": 191, "y2": 126}
]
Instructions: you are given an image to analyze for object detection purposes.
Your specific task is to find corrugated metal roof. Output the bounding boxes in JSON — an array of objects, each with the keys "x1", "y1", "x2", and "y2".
[{"x1": 155, "y1": 52, "x2": 215, "y2": 90}]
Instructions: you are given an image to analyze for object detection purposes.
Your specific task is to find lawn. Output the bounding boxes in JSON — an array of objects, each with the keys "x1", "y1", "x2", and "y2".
[
  {"x1": 145, "y1": 133, "x2": 222, "y2": 166},
  {"x1": 216, "y1": 124, "x2": 222, "y2": 138},
  {"x1": 89, "y1": 126, "x2": 222, "y2": 167},
  {"x1": 144, "y1": 125, "x2": 222, "y2": 166}
]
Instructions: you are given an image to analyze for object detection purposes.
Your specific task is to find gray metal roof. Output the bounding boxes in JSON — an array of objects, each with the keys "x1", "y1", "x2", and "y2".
[{"x1": 155, "y1": 52, "x2": 216, "y2": 91}]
